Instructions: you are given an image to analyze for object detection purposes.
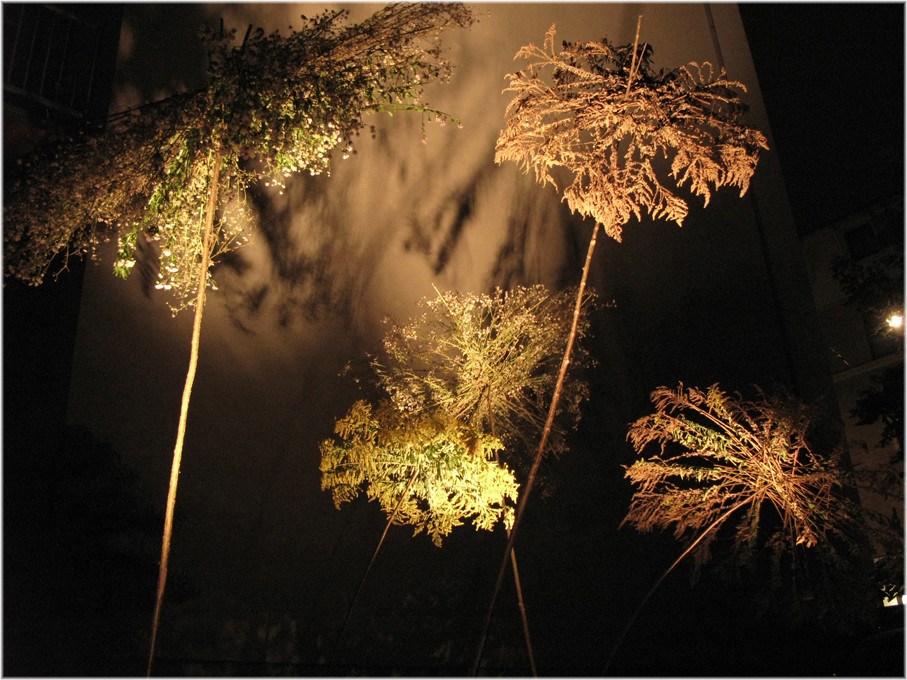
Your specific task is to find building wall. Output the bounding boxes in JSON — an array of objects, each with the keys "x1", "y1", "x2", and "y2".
[
  {"x1": 3, "y1": 2, "x2": 123, "y2": 444},
  {"x1": 801, "y1": 193, "x2": 904, "y2": 603},
  {"x1": 3, "y1": 6, "x2": 127, "y2": 675},
  {"x1": 4, "y1": 4, "x2": 123, "y2": 156}
]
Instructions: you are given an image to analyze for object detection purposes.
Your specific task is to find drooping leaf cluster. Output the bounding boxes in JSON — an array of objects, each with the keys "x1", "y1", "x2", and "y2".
[
  {"x1": 623, "y1": 384, "x2": 853, "y2": 563},
  {"x1": 319, "y1": 400, "x2": 518, "y2": 547},
  {"x1": 320, "y1": 285, "x2": 593, "y2": 544},
  {"x1": 4, "y1": 3, "x2": 473, "y2": 311},
  {"x1": 622, "y1": 384, "x2": 878, "y2": 630},
  {"x1": 495, "y1": 24, "x2": 769, "y2": 239}
]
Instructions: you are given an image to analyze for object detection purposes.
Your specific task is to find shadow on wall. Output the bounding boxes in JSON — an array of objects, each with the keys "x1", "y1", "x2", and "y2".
[
  {"x1": 111, "y1": 4, "x2": 577, "y2": 338},
  {"x1": 112, "y1": 5, "x2": 212, "y2": 110}
]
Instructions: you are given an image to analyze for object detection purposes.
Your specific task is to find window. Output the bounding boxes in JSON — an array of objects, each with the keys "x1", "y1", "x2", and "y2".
[{"x1": 4, "y1": 4, "x2": 102, "y2": 119}]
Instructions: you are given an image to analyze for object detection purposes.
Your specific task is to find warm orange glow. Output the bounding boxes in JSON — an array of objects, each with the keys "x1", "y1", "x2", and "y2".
[{"x1": 886, "y1": 313, "x2": 903, "y2": 329}]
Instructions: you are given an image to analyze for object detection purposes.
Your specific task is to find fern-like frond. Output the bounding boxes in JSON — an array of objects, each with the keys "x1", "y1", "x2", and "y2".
[
  {"x1": 495, "y1": 24, "x2": 768, "y2": 239},
  {"x1": 623, "y1": 384, "x2": 848, "y2": 561}
]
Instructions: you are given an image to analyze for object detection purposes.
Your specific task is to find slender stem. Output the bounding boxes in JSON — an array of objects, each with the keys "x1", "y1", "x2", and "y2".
[
  {"x1": 471, "y1": 221, "x2": 602, "y2": 676},
  {"x1": 328, "y1": 468, "x2": 420, "y2": 666},
  {"x1": 488, "y1": 392, "x2": 537, "y2": 677},
  {"x1": 624, "y1": 16, "x2": 644, "y2": 97},
  {"x1": 146, "y1": 149, "x2": 221, "y2": 677},
  {"x1": 603, "y1": 494, "x2": 754, "y2": 674},
  {"x1": 509, "y1": 547, "x2": 538, "y2": 676}
]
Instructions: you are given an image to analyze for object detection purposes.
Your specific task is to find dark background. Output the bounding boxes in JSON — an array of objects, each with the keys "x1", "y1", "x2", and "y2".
[{"x1": 739, "y1": 3, "x2": 904, "y2": 233}]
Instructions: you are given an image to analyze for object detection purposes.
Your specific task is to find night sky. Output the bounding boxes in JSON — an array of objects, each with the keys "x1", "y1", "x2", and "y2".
[{"x1": 4, "y1": 3, "x2": 903, "y2": 677}]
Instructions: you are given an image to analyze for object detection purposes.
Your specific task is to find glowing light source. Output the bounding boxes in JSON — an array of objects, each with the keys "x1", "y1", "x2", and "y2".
[
  {"x1": 886, "y1": 313, "x2": 903, "y2": 329},
  {"x1": 883, "y1": 592, "x2": 903, "y2": 607}
]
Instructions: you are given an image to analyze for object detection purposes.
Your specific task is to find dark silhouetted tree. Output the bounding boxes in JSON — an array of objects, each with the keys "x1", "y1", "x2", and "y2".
[{"x1": 831, "y1": 222, "x2": 903, "y2": 605}]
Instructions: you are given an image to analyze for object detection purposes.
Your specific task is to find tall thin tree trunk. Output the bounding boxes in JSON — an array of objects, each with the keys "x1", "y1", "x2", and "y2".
[
  {"x1": 471, "y1": 221, "x2": 602, "y2": 675},
  {"x1": 147, "y1": 149, "x2": 222, "y2": 677},
  {"x1": 508, "y1": 541, "x2": 537, "y2": 676}
]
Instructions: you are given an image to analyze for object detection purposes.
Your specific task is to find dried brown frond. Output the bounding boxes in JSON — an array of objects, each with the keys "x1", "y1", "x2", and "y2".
[
  {"x1": 495, "y1": 24, "x2": 769, "y2": 240},
  {"x1": 623, "y1": 384, "x2": 845, "y2": 564}
]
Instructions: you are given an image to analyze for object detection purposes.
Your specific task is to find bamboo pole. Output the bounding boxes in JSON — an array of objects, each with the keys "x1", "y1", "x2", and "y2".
[
  {"x1": 471, "y1": 221, "x2": 602, "y2": 675},
  {"x1": 602, "y1": 495, "x2": 753, "y2": 674},
  {"x1": 146, "y1": 149, "x2": 222, "y2": 676},
  {"x1": 327, "y1": 468, "x2": 421, "y2": 666}
]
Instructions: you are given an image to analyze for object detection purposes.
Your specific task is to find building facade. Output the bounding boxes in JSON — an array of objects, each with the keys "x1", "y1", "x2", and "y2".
[{"x1": 802, "y1": 193, "x2": 904, "y2": 606}]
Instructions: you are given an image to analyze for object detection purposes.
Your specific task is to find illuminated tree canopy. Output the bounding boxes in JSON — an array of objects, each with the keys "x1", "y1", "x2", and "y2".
[
  {"x1": 320, "y1": 400, "x2": 518, "y2": 547},
  {"x1": 4, "y1": 3, "x2": 473, "y2": 311},
  {"x1": 495, "y1": 24, "x2": 770, "y2": 240},
  {"x1": 377, "y1": 284, "x2": 594, "y2": 457},
  {"x1": 604, "y1": 384, "x2": 874, "y2": 669},
  {"x1": 621, "y1": 383, "x2": 880, "y2": 630},
  {"x1": 320, "y1": 285, "x2": 594, "y2": 545}
]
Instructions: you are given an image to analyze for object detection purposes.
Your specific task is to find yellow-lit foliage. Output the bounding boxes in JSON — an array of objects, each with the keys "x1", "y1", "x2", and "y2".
[
  {"x1": 320, "y1": 285, "x2": 592, "y2": 545},
  {"x1": 495, "y1": 24, "x2": 769, "y2": 240},
  {"x1": 320, "y1": 399, "x2": 518, "y2": 546}
]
